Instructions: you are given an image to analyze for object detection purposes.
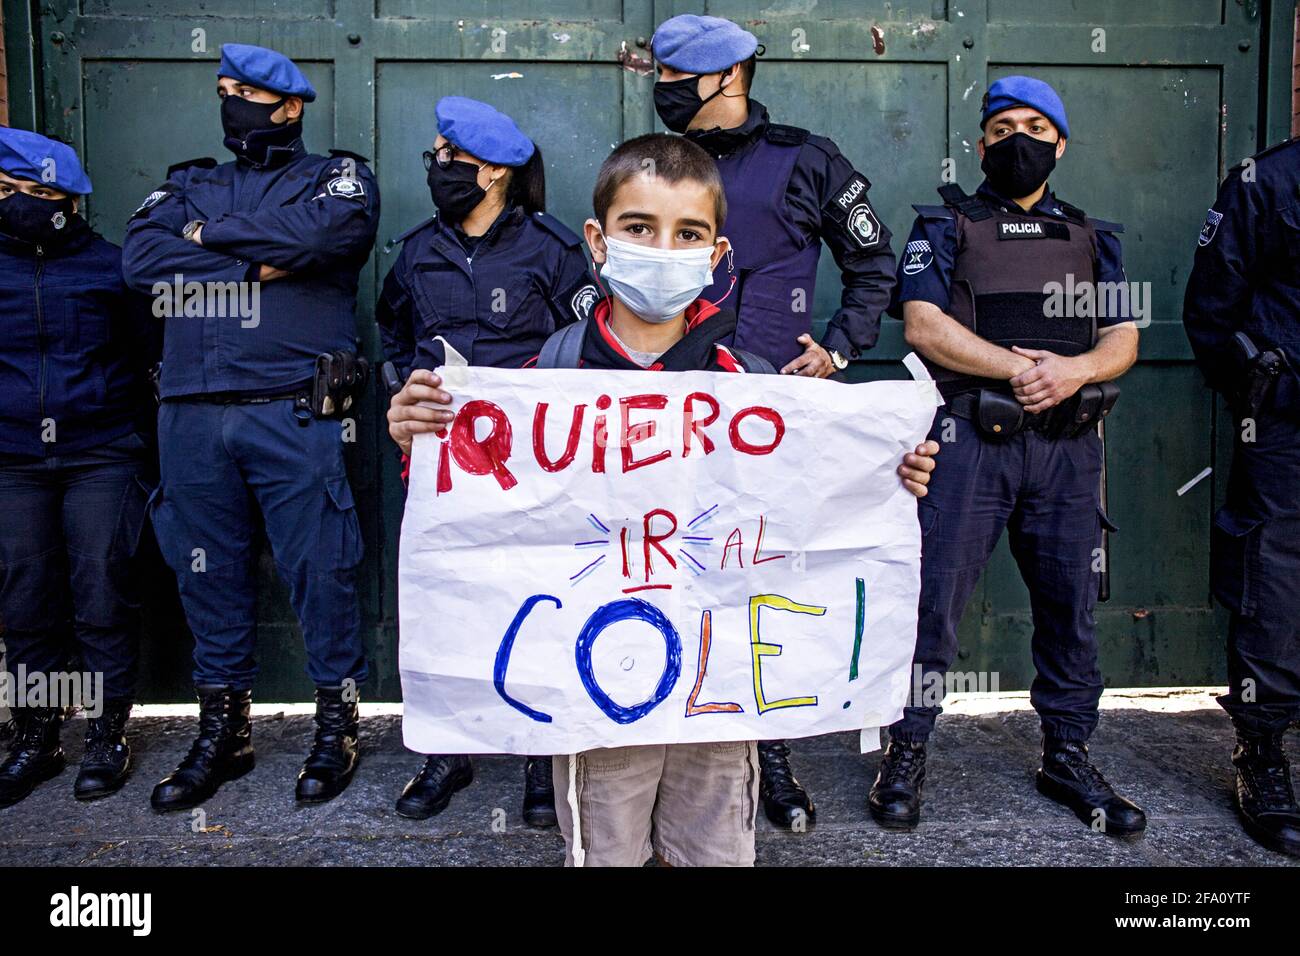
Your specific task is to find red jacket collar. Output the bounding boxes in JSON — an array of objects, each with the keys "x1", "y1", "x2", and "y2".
[{"x1": 591, "y1": 297, "x2": 722, "y2": 369}]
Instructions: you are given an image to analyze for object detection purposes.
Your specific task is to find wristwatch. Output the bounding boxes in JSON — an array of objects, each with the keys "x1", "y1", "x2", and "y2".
[
  {"x1": 182, "y1": 219, "x2": 206, "y2": 241},
  {"x1": 829, "y1": 349, "x2": 850, "y2": 371}
]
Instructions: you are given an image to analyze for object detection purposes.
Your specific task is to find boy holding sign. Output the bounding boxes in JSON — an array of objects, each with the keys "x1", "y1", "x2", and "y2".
[{"x1": 387, "y1": 134, "x2": 938, "y2": 866}]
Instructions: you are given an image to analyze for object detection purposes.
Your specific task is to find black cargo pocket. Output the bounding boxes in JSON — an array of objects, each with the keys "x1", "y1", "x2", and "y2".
[
  {"x1": 144, "y1": 484, "x2": 180, "y2": 572},
  {"x1": 485, "y1": 274, "x2": 543, "y2": 334},
  {"x1": 114, "y1": 473, "x2": 156, "y2": 560},
  {"x1": 321, "y1": 474, "x2": 364, "y2": 571},
  {"x1": 1210, "y1": 508, "x2": 1264, "y2": 616},
  {"x1": 918, "y1": 500, "x2": 940, "y2": 537}
]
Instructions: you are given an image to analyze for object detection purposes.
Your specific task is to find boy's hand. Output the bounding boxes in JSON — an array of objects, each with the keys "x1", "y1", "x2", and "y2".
[
  {"x1": 387, "y1": 369, "x2": 455, "y2": 457},
  {"x1": 898, "y1": 440, "x2": 939, "y2": 497},
  {"x1": 781, "y1": 334, "x2": 836, "y2": 377}
]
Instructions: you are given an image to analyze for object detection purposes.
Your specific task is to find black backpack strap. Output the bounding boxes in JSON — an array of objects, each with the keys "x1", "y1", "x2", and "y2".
[
  {"x1": 937, "y1": 183, "x2": 993, "y2": 222},
  {"x1": 724, "y1": 346, "x2": 777, "y2": 375},
  {"x1": 536, "y1": 320, "x2": 589, "y2": 369}
]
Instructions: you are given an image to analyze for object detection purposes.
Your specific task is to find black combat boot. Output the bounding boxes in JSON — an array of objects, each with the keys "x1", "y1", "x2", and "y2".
[
  {"x1": 0, "y1": 708, "x2": 65, "y2": 809},
  {"x1": 74, "y1": 700, "x2": 133, "y2": 801},
  {"x1": 1036, "y1": 736, "x2": 1146, "y2": 837},
  {"x1": 296, "y1": 686, "x2": 360, "y2": 803},
  {"x1": 869, "y1": 739, "x2": 927, "y2": 830},
  {"x1": 151, "y1": 686, "x2": 254, "y2": 812},
  {"x1": 757, "y1": 740, "x2": 816, "y2": 829},
  {"x1": 1232, "y1": 729, "x2": 1300, "y2": 857},
  {"x1": 395, "y1": 754, "x2": 473, "y2": 820},
  {"x1": 522, "y1": 756, "x2": 557, "y2": 828}
]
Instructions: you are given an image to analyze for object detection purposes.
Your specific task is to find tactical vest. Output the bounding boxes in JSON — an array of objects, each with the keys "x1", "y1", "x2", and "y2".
[
  {"x1": 921, "y1": 185, "x2": 1102, "y2": 397},
  {"x1": 701, "y1": 124, "x2": 822, "y2": 368}
]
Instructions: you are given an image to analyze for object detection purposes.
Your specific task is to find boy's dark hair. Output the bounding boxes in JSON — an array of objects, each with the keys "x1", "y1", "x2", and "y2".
[
  {"x1": 506, "y1": 142, "x2": 546, "y2": 215},
  {"x1": 592, "y1": 133, "x2": 727, "y2": 231}
]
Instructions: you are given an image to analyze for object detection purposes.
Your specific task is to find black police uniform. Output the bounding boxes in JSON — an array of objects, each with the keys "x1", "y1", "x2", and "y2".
[
  {"x1": 122, "y1": 135, "x2": 381, "y2": 809},
  {"x1": 377, "y1": 205, "x2": 597, "y2": 375},
  {"x1": 0, "y1": 214, "x2": 160, "y2": 806},
  {"x1": 689, "y1": 101, "x2": 896, "y2": 369},
  {"x1": 892, "y1": 181, "x2": 1127, "y2": 743},
  {"x1": 122, "y1": 143, "x2": 379, "y2": 692},
  {"x1": 1183, "y1": 139, "x2": 1300, "y2": 855},
  {"x1": 379, "y1": 203, "x2": 595, "y2": 827},
  {"x1": 868, "y1": 180, "x2": 1145, "y2": 837}
]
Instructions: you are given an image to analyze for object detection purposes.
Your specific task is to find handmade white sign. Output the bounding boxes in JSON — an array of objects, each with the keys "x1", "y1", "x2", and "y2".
[{"x1": 399, "y1": 364, "x2": 939, "y2": 755}]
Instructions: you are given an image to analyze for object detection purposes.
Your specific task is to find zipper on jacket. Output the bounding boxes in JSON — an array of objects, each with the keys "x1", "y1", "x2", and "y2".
[{"x1": 34, "y1": 244, "x2": 48, "y2": 427}]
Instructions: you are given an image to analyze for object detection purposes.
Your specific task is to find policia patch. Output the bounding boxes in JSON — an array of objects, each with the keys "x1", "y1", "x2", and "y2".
[
  {"x1": 996, "y1": 220, "x2": 1070, "y2": 241},
  {"x1": 324, "y1": 176, "x2": 366, "y2": 201},
  {"x1": 825, "y1": 173, "x2": 884, "y2": 250}
]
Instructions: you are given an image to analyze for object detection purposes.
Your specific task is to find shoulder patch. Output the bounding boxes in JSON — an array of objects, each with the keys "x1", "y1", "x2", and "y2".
[
  {"x1": 165, "y1": 157, "x2": 217, "y2": 180},
  {"x1": 764, "y1": 123, "x2": 810, "y2": 147},
  {"x1": 570, "y1": 283, "x2": 600, "y2": 321},
  {"x1": 901, "y1": 239, "x2": 934, "y2": 276},
  {"x1": 823, "y1": 172, "x2": 882, "y2": 250},
  {"x1": 533, "y1": 212, "x2": 583, "y2": 248},
  {"x1": 130, "y1": 187, "x2": 173, "y2": 219},
  {"x1": 1198, "y1": 208, "x2": 1224, "y2": 247},
  {"x1": 1087, "y1": 217, "x2": 1124, "y2": 235},
  {"x1": 323, "y1": 175, "x2": 367, "y2": 201},
  {"x1": 329, "y1": 148, "x2": 371, "y2": 165}
]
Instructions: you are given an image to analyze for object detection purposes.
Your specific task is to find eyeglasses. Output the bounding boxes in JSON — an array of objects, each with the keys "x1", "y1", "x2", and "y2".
[{"x1": 422, "y1": 145, "x2": 460, "y2": 171}]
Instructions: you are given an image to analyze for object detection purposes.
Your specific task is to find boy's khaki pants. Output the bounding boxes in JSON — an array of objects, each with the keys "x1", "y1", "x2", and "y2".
[{"x1": 553, "y1": 740, "x2": 760, "y2": 867}]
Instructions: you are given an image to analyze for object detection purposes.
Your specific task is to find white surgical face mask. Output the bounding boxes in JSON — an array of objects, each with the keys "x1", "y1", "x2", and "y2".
[{"x1": 598, "y1": 233, "x2": 717, "y2": 324}]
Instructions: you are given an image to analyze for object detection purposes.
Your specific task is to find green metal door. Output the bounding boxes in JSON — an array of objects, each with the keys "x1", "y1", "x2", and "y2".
[{"x1": 4, "y1": 0, "x2": 1291, "y2": 699}]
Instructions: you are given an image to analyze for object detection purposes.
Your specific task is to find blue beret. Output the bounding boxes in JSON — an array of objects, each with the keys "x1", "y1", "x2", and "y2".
[
  {"x1": 435, "y1": 96, "x2": 535, "y2": 167},
  {"x1": 982, "y1": 75, "x2": 1069, "y2": 139},
  {"x1": 218, "y1": 43, "x2": 317, "y2": 102},
  {"x1": 652, "y1": 14, "x2": 758, "y2": 74},
  {"x1": 0, "y1": 127, "x2": 93, "y2": 195}
]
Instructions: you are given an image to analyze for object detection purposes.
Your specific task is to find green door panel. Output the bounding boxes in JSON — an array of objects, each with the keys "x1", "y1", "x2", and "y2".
[
  {"x1": 13, "y1": 0, "x2": 1280, "y2": 698},
  {"x1": 82, "y1": 60, "x2": 336, "y2": 245}
]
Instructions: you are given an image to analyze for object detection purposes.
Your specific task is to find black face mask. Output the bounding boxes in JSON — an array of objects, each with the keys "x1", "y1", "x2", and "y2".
[
  {"x1": 427, "y1": 160, "x2": 488, "y2": 223},
  {"x1": 0, "y1": 192, "x2": 81, "y2": 247},
  {"x1": 221, "y1": 95, "x2": 301, "y2": 164},
  {"x1": 654, "y1": 74, "x2": 726, "y2": 133},
  {"x1": 980, "y1": 132, "x2": 1059, "y2": 198}
]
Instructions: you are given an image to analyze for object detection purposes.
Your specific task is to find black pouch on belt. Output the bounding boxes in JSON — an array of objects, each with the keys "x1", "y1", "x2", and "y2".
[
  {"x1": 974, "y1": 389, "x2": 1024, "y2": 439},
  {"x1": 312, "y1": 350, "x2": 371, "y2": 418},
  {"x1": 1055, "y1": 381, "x2": 1121, "y2": 439}
]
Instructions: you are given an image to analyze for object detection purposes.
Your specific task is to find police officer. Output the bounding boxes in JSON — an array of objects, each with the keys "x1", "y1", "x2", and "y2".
[
  {"x1": 121, "y1": 44, "x2": 381, "y2": 810},
  {"x1": 378, "y1": 96, "x2": 596, "y2": 827},
  {"x1": 0, "y1": 129, "x2": 160, "y2": 807},
  {"x1": 1183, "y1": 139, "x2": 1300, "y2": 857},
  {"x1": 872, "y1": 77, "x2": 1145, "y2": 836},
  {"x1": 650, "y1": 13, "x2": 898, "y2": 829}
]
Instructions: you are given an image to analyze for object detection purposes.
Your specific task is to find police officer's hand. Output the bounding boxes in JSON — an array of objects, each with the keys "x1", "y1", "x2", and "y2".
[
  {"x1": 258, "y1": 265, "x2": 292, "y2": 282},
  {"x1": 1008, "y1": 347, "x2": 1089, "y2": 413},
  {"x1": 898, "y1": 440, "x2": 940, "y2": 497},
  {"x1": 387, "y1": 369, "x2": 454, "y2": 457},
  {"x1": 781, "y1": 334, "x2": 836, "y2": 377}
]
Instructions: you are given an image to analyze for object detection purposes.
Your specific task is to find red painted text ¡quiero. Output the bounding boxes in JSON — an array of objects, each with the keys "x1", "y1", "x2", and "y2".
[{"x1": 434, "y1": 391, "x2": 787, "y2": 494}]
